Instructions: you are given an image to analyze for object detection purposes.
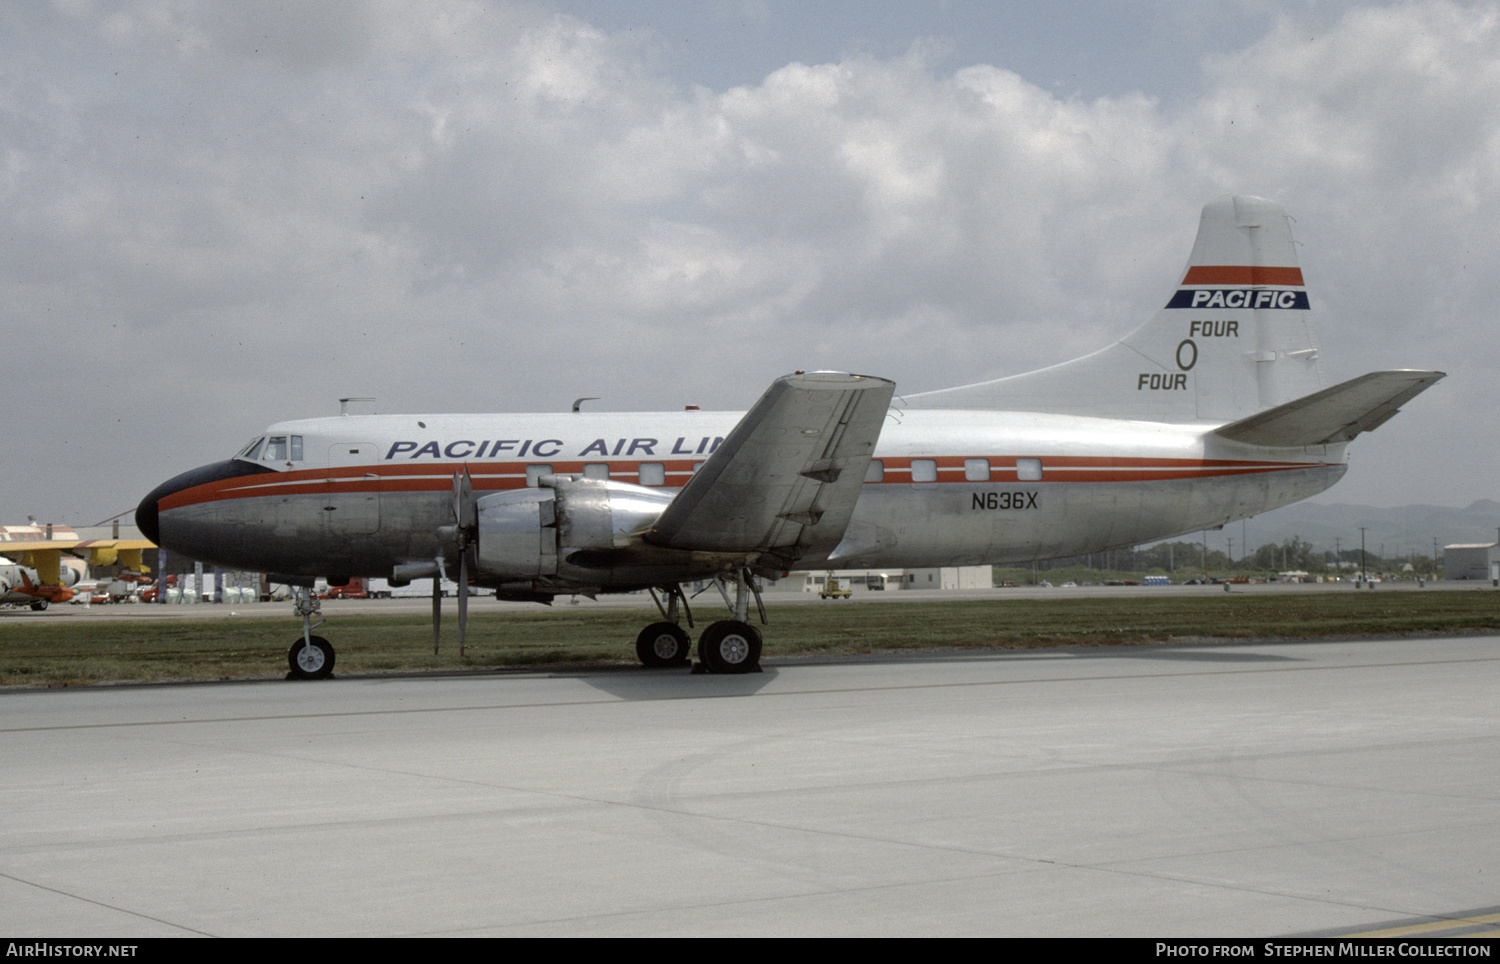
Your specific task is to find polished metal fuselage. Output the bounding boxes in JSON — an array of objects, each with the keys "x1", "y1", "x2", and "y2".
[{"x1": 148, "y1": 407, "x2": 1345, "y2": 590}]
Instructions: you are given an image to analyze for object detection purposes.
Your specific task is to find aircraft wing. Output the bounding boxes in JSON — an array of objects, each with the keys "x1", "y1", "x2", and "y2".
[
  {"x1": 645, "y1": 371, "x2": 895, "y2": 564},
  {"x1": 1213, "y1": 370, "x2": 1444, "y2": 448},
  {"x1": 0, "y1": 539, "x2": 155, "y2": 578}
]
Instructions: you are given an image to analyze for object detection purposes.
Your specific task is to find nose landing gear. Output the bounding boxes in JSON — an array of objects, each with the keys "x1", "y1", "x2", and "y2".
[{"x1": 287, "y1": 587, "x2": 335, "y2": 679}]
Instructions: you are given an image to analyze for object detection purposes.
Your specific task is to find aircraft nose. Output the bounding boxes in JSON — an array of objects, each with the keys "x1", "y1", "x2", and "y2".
[
  {"x1": 135, "y1": 491, "x2": 159, "y2": 545},
  {"x1": 137, "y1": 459, "x2": 275, "y2": 547}
]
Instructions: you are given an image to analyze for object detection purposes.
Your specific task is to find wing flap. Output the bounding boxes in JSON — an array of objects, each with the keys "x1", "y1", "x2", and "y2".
[
  {"x1": 1213, "y1": 370, "x2": 1444, "y2": 448},
  {"x1": 645, "y1": 372, "x2": 894, "y2": 560}
]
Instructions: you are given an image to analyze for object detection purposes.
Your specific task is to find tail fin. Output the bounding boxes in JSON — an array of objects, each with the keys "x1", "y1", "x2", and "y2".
[{"x1": 905, "y1": 195, "x2": 1325, "y2": 423}]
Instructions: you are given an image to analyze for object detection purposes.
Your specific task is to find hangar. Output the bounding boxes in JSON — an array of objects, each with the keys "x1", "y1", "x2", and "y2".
[{"x1": 1443, "y1": 543, "x2": 1499, "y2": 581}]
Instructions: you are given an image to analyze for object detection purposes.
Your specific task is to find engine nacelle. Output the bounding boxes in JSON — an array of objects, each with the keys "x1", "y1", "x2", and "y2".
[{"x1": 475, "y1": 476, "x2": 674, "y2": 578}]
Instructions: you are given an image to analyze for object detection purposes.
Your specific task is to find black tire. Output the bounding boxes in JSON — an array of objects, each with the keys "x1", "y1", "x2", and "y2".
[
  {"x1": 636, "y1": 622, "x2": 692, "y2": 668},
  {"x1": 29, "y1": 599, "x2": 48, "y2": 611},
  {"x1": 697, "y1": 620, "x2": 762, "y2": 674},
  {"x1": 289, "y1": 635, "x2": 336, "y2": 679}
]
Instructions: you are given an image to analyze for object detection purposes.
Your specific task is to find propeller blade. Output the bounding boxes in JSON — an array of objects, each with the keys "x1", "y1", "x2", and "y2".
[
  {"x1": 458, "y1": 551, "x2": 469, "y2": 657},
  {"x1": 432, "y1": 574, "x2": 441, "y2": 654},
  {"x1": 453, "y1": 464, "x2": 477, "y2": 531}
]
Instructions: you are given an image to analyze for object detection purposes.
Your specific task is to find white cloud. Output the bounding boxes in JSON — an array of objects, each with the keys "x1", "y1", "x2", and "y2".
[{"x1": 1, "y1": 1, "x2": 1496, "y2": 522}]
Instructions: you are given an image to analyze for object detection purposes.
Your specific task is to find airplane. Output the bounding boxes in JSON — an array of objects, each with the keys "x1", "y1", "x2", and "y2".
[
  {"x1": 136, "y1": 195, "x2": 1443, "y2": 678},
  {"x1": 0, "y1": 557, "x2": 81, "y2": 610},
  {"x1": 0, "y1": 525, "x2": 152, "y2": 610}
]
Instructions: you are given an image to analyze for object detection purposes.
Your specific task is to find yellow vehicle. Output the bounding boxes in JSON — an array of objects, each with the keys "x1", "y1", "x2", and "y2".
[{"x1": 818, "y1": 575, "x2": 852, "y2": 600}]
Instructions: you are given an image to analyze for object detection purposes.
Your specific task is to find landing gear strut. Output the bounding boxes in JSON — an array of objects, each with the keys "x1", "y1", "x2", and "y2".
[
  {"x1": 638, "y1": 576, "x2": 767, "y2": 673},
  {"x1": 287, "y1": 586, "x2": 335, "y2": 679},
  {"x1": 638, "y1": 585, "x2": 694, "y2": 667},
  {"x1": 695, "y1": 568, "x2": 765, "y2": 674}
]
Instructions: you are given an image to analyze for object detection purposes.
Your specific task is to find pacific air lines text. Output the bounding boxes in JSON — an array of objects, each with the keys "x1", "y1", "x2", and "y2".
[{"x1": 383, "y1": 437, "x2": 726, "y2": 461}]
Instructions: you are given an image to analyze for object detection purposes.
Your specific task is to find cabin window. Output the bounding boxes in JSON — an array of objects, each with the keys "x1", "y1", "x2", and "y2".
[
  {"x1": 865, "y1": 460, "x2": 884, "y2": 482},
  {"x1": 638, "y1": 462, "x2": 666, "y2": 486},
  {"x1": 964, "y1": 458, "x2": 990, "y2": 481},
  {"x1": 911, "y1": 459, "x2": 937, "y2": 483},
  {"x1": 692, "y1": 461, "x2": 705, "y2": 474},
  {"x1": 526, "y1": 464, "x2": 553, "y2": 486},
  {"x1": 1017, "y1": 458, "x2": 1043, "y2": 481},
  {"x1": 583, "y1": 463, "x2": 610, "y2": 480}
]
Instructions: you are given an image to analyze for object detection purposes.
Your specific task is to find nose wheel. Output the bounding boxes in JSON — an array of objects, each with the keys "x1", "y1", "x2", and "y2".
[
  {"x1": 289, "y1": 635, "x2": 336, "y2": 679},
  {"x1": 286, "y1": 586, "x2": 335, "y2": 679}
]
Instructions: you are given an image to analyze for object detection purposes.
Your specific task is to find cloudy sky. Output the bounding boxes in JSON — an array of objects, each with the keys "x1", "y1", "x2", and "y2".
[{"x1": 4, "y1": 0, "x2": 1496, "y2": 527}]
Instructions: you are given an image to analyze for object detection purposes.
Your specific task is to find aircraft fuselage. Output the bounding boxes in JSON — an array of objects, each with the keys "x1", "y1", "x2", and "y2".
[{"x1": 141, "y1": 406, "x2": 1345, "y2": 589}]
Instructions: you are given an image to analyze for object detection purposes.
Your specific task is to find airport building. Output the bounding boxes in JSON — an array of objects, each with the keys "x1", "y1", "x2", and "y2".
[
  {"x1": 1443, "y1": 543, "x2": 1500, "y2": 581},
  {"x1": 779, "y1": 566, "x2": 994, "y2": 594}
]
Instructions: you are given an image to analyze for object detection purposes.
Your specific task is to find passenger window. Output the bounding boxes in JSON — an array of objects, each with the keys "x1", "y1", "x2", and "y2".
[
  {"x1": 964, "y1": 458, "x2": 990, "y2": 481},
  {"x1": 583, "y1": 463, "x2": 610, "y2": 480},
  {"x1": 1017, "y1": 458, "x2": 1043, "y2": 481},
  {"x1": 526, "y1": 464, "x2": 553, "y2": 486},
  {"x1": 911, "y1": 459, "x2": 937, "y2": 483},
  {"x1": 638, "y1": 463, "x2": 666, "y2": 486},
  {"x1": 865, "y1": 460, "x2": 884, "y2": 482}
]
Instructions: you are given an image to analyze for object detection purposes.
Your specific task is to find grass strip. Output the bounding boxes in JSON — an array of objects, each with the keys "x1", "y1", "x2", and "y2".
[{"x1": 3, "y1": 590, "x2": 1498, "y2": 687}]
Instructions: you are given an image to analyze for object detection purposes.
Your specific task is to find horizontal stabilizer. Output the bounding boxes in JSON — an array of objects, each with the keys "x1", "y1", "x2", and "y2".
[
  {"x1": 1213, "y1": 370, "x2": 1444, "y2": 448},
  {"x1": 646, "y1": 372, "x2": 894, "y2": 558}
]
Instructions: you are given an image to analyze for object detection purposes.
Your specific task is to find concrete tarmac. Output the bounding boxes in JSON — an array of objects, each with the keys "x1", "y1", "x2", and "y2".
[{"x1": 4, "y1": 634, "x2": 1499, "y2": 937}]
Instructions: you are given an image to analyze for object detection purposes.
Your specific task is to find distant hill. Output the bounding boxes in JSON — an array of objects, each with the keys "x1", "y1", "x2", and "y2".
[{"x1": 1220, "y1": 499, "x2": 1500, "y2": 561}]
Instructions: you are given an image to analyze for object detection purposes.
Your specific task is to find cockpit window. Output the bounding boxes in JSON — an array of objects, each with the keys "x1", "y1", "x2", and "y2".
[
  {"x1": 239, "y1": 437, "x2": 265, "y2": 460},
  {"x1": 264, "y1": 437, "x2": 288, "y2": 461}
]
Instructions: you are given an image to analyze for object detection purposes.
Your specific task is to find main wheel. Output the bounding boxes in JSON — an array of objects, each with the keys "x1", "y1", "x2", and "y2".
[
  {"x1": 288, "y1": 635, "x2": 336, "y2": 679},
  {"x1": 29, "y1": 599, "x2": 48, "y2": 611},
  {"x1": 697, "y1": 620, "x2": 762, "y2": 674},
  {"x1": 636, "y1": 622, "x2": 691, "y2": 668}
]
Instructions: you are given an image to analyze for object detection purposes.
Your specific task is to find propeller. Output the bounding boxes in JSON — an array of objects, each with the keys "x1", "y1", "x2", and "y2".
[
  {"x1": 452, "y1": 465, "x2": 477, "y2": 656},
  {"x1": 433, "y1": 464, "x2": 478, "y2": 655}
]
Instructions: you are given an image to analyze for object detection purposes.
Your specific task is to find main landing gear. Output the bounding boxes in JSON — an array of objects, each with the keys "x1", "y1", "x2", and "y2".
[
  {"x1": 287, "y1": 586, "x2": 335, "y2": 680},
  {"x1": 640, "y1": 571, "x2": 765, "y2": 674}
]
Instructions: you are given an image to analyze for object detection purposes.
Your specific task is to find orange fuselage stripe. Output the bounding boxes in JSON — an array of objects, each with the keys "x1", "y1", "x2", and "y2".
[
  {"x1": 158, "y1": 456, "x2": 1335, "y2": 511},
  {"x1": 1180, "y1": 265, "x2": 1305, "y2": 286}
]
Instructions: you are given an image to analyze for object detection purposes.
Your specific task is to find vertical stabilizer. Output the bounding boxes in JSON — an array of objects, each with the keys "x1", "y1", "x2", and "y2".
[{"x1": 905, "y1": 196, "x2": 1326, "y2": 422}]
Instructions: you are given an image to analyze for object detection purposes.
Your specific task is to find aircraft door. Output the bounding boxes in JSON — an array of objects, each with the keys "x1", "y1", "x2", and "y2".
[{"x1": 325, "y1": 442, "x2": 381, "y2": 534}]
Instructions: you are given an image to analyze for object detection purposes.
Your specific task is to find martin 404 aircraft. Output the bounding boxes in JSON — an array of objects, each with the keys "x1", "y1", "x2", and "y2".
[{"x1": 138, "y1": 196, "x2": 1441, "y2": 677}]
